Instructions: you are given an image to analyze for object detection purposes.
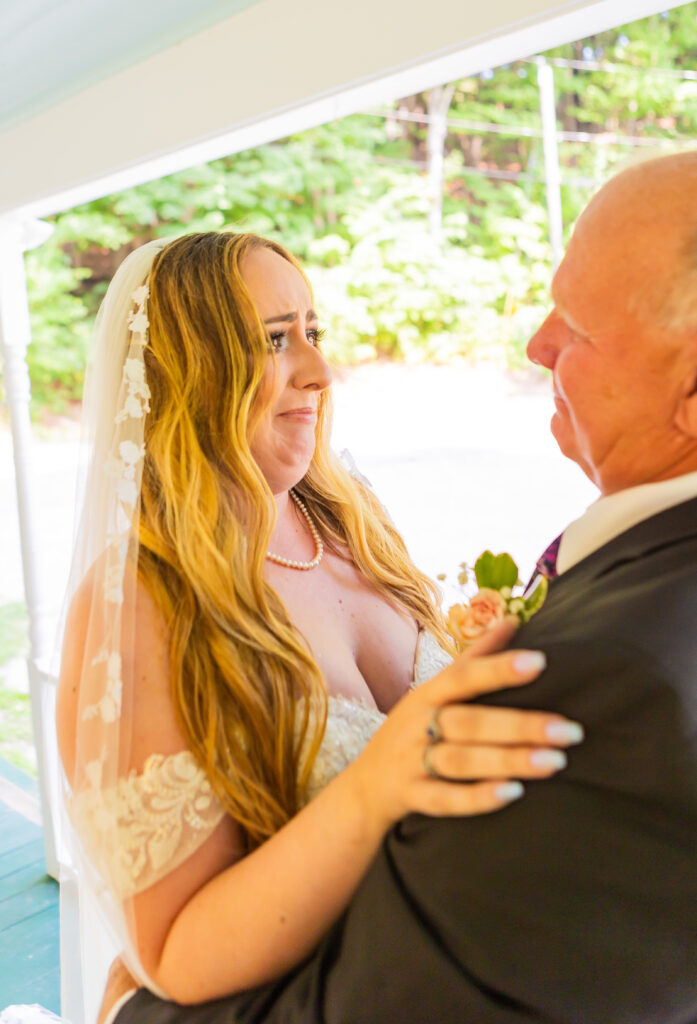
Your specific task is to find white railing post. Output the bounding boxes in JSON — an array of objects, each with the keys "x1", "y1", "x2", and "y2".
[
  {"x1": 536, "y1": 56, "x2": 564, "y2": 270},
  {"x1": 0, "y1": 213, "x2": 59, "y2": 878}
]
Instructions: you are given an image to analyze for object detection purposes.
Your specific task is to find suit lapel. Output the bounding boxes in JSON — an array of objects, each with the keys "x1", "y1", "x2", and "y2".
[{"x1": 538, "y1": 495, "x2": 697, "y2": 610}]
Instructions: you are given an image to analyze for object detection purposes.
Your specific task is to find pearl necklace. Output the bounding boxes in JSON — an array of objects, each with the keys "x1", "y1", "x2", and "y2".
[{"x1": 266, "y1": 489, "x2": 324, "y2": 571}]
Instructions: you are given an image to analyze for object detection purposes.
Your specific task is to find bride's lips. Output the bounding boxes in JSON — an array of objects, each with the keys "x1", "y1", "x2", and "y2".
[{"x1": 277, "y1": 406, "x2": 317, "y2": 424}]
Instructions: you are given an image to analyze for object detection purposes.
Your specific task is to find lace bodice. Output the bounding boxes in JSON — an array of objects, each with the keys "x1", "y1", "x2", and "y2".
[
  {"x1": 70, "y1": 631, "x2": 452, "y2": 898},
  {"x1": 305, "y1": 631, "x2": 452, "y2": 799}
]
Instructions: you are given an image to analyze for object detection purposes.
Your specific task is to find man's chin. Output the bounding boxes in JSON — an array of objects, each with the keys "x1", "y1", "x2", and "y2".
[
  {"x1": 550, "y1": 420, "x2": 599, "y2": 486},
  {"x1": 550, "y1": 417, "x2": 583, "y2": 467}
]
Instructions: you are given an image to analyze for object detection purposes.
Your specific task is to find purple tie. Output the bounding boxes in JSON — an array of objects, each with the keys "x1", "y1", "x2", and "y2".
[{"x1": 535, "y1": 533, "x2": 563, "y2": 581}]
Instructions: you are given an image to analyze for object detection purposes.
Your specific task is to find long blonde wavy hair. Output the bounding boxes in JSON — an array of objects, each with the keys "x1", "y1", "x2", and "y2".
[{"x1": 137, "y1": 231, "x2": 450, "y2": 850}]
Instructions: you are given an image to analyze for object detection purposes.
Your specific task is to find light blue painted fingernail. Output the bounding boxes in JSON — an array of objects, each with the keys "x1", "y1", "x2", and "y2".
[
  {"x1": 495, "y1": 781, "x2": 525, "y2": 802},
  {"x1": 513, "y1": 651, "x2": 547, "y2": 674},
  {"x1": 546, "y1": 721, "x2": 585, "y2": 745},
  {"x1": 529, "y1": 749, "x2": 567, "y2": 770}
]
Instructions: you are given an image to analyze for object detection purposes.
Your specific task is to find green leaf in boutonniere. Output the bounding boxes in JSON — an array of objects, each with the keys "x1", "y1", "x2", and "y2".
[
  {"x1": 522, "y1": 574, "x2": 548, "y2": 622},
  {"x1": 474, "y1": 551, "x2": 519, "y2": 591}
]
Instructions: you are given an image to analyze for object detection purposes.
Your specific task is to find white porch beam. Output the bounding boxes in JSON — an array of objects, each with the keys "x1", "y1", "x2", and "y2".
[{"x1": 0, "y1": 0, "x2": 690, "y2": 222}]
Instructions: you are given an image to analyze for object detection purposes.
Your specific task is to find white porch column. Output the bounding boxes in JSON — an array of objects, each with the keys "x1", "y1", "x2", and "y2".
[{"x1": 0, "y1": 213, "x2": 59, "y2": 878}]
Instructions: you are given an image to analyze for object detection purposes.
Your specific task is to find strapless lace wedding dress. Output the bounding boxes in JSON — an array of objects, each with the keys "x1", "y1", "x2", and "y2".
[
  {"x1": 305, "y1": 630, "x2": 452, "y2": 801},
  {"x1": 70, "y1": 630, "x2": 452, "y2": 901}
]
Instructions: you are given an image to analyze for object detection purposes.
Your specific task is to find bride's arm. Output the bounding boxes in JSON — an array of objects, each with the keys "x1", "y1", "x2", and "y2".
[
  {"x1": 59, "y1": 581, "x2": 580, "y2": 1006},
  {"x1": 144, "y1": 739, "x2": 391, "y2": 1002}
]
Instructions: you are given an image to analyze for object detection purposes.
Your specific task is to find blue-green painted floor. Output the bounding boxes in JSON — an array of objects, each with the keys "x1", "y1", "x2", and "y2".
[{"x1": 0, "y1": 759, "x2": 60, "y2": 1014}]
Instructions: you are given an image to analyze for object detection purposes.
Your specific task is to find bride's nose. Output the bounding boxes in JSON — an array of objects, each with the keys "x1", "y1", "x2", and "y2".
[{"x1": 293, "y1": 338, "x2": 332, "y2": 392}]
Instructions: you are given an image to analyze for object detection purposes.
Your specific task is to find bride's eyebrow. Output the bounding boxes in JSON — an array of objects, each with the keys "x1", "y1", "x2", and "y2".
[
  {"x1": 263, "y1": 309, "x2": 318, "y2": 325},
  {"x1": 264, "y1": 312, "x2": 296, "y2": 325}
]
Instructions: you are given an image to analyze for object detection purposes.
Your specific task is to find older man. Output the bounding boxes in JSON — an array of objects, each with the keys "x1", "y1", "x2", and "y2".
[{"x1": 117, "y1": 153, "x2": 697, "y2": 1023}]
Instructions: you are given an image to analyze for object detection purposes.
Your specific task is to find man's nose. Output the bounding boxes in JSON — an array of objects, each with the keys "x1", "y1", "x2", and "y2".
[{"x1": 526, "y1": 312, "x2": 559, "y2": 370}]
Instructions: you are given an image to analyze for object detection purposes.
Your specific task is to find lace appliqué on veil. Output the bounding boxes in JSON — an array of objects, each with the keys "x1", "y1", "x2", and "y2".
[{"x1": 70, "y1": 751, "x2": 225, "y2": 899}]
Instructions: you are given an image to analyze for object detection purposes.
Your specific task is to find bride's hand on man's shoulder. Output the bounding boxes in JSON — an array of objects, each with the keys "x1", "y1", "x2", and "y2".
[{"x1": 347, "y1": 621, "x2": 584, "y2": 828}]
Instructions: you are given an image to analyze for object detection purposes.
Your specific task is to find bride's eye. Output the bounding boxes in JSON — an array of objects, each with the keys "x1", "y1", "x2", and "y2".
[
  {"x1": 307, "y1": 327, "x2": 326, "y2": 347},
  {"x1": 268, "y1": 327, "x2": 326, "y2": 352},
  {"x1": 268, "y1": 332, "x2": 289, "y2": 353}
]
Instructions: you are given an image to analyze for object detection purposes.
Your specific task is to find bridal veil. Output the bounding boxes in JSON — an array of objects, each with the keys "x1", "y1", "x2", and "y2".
[{"x1": 57, "y1": 238, "x2": 223, "y2": 1010}]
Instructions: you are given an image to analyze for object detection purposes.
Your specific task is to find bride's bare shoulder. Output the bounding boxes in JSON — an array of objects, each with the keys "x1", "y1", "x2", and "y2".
[
  {"x1": 57, "y1": 559, "x2": 183, "y2": 777},
  {"x1": 59, "y1": 559, "x2": 168, "y2": 672}
]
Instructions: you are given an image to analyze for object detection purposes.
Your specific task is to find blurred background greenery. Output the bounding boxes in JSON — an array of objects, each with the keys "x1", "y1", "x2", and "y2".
[
  {"x1": 16, "y1": 7, "x2": 697, "y2": 417},
  {"x1": 0, "y1": 602, "x2": 32, "y2": 774}
]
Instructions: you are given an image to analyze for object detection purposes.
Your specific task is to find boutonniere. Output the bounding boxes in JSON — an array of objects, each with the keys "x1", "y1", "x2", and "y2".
[{"x1": 438, "y1": 551, "x2": 547, "y2": 652}]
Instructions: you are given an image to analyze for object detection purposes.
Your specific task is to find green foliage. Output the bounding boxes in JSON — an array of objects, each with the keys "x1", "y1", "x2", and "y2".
[
  {"x1": 0, "y1": 689, "x2": 35, "y2": 776},
  {"x1": 474, "y1": 551, "x2": 520, "y2": 590},
  {"x1": 21, "y1": 6, "x2": 697, "y2": 414},
  {"x1": 0, "y1": 602, "x2": 28, "y2": 665},
  {"x1": 24, "y1": 243, "x2": 91, "y2": 412},
  {"x1": 312, "y1": 168, "x2": 549, "y2": 364},
  {"x1": 523, "y1": 575, "x2": 549, "y2": 619},
  {"x1": 0, "y1": 602, "x2": 34, "y2": 776}
]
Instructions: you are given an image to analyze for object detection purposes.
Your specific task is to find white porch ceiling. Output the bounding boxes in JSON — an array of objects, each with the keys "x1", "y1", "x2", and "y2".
[
  {"x1": 0, "y1": 0, "x2": 262, "y2": 134},
  {"x1": 0, "y1": 0, "x2": 692, "y2": 220}
]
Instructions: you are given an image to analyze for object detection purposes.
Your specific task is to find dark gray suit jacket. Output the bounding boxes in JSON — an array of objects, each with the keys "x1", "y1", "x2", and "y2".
[{"x1": 119, "y1": 497, "x2": 697, "y2": 1024}]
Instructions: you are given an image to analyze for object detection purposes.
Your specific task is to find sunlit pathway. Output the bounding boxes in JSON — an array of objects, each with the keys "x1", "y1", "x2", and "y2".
[{"x1": 331, "y1": 363, "x2": 597, "y2": 587}]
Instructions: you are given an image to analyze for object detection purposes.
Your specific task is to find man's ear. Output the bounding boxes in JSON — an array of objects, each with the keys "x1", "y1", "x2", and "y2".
[{"x1": 675, "y1": 373, "x2": 697, "y2": 438}]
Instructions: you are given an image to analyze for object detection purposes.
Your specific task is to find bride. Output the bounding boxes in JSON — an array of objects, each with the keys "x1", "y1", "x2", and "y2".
[{"x1": 55, "y1": 232, "x2": 583, "y2": 1022}]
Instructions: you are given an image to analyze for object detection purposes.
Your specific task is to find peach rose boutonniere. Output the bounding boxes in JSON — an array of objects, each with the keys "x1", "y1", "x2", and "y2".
[{"x1": 439, "y1": 551, "x2": 547, "y2": 652}]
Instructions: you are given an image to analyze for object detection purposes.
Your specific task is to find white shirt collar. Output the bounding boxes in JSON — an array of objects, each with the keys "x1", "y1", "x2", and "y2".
[{"x1": 557, "y1": 471, "x2": 697, "y2": 576}]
